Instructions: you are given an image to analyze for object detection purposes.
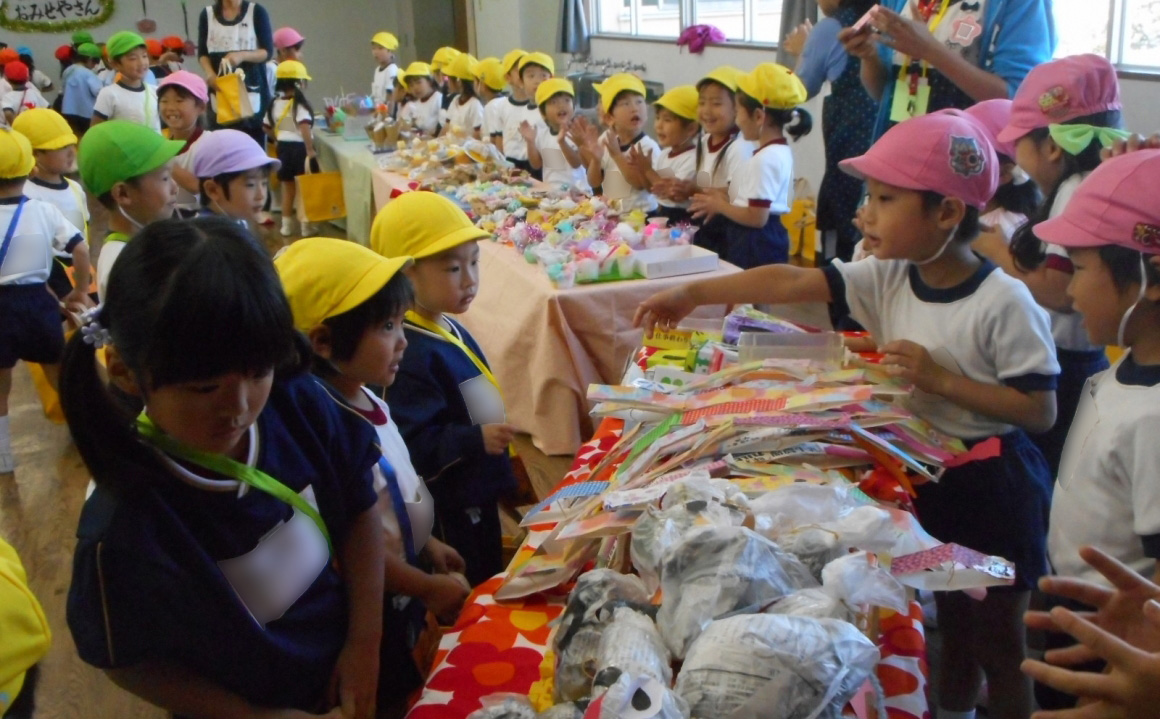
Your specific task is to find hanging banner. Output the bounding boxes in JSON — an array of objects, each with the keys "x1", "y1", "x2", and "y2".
[{"x1": 0, "y1": 0, "x2": 113, "y2": 32}]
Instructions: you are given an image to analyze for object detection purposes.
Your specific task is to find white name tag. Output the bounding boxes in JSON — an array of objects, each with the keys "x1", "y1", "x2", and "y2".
[{"x1": 459, "y1": 374, "x2": 506, "y2": 426}]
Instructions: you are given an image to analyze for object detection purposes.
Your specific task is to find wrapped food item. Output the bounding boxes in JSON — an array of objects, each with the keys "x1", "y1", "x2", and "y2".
[
  {"x1": 765, "y1": 551, "x2": 907, "y2": 620},
  {"x1": 584, "y1": 674, "x2": 690, "y2": 719},
  {"x1": 592, "y1": 606, "x2": 672, "y2": 696},
  {"x1": 657, "y1": 526, "x2": 817, "y2": 658},
  {"x1": 466, "y1": 695, "x2": 540, "y2": 719},
  {"x1": 538, "y1": 703, "x2": 586, "y2": 719},
  {"x1": 722, "y1": 304, "x2": 806, "y2": 344},
  {"x1": 675, "y1": 615, "x2": 879, "y2": 719}
]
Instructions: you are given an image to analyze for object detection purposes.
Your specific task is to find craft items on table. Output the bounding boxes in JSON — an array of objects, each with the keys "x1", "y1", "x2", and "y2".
[{"x1": 382, "y1": 129, "x2": 532, "y2": 186}]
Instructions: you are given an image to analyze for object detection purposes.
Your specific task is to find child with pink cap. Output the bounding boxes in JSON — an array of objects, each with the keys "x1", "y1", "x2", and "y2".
[
  {"x1": 157, "y1": 70, "x2": 210, "y2": 217},
  {"x1": 637, "y1": 111, "x2": 1060, "y2": 719},
  {"x1": 273, "y1": 27, "x2": 305, "y2": 62},
  {"x1": 996, "y1": 54, "x2": 1130, "y2": 481}
]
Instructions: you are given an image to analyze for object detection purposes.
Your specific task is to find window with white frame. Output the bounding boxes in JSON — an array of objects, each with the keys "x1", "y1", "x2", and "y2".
[{"x1": 1053, "y1": 0, "x2": 1160, "y2": 70}]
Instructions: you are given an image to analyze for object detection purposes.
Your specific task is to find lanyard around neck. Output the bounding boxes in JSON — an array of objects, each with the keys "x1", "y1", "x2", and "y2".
[
  {"x1": 896, "y1": 0, "x2": 954, "y2": 80},
  {"x1": 0, "y1": 198, "x2": 27, "y2": 271},
  {"x1": 135, "y1": 412, "x2": 333, "y2": 554},
  {"x1": 405, "y1": 310, "x2": 501, "y2": 394},
  {"x1": 377, "y1": 458, "x2": 418, "y2": 565}
]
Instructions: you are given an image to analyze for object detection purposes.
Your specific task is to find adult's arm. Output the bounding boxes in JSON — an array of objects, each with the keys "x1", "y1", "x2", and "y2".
[{"x1": 795, "y1": 16, "x2": 846, "y2": 100}]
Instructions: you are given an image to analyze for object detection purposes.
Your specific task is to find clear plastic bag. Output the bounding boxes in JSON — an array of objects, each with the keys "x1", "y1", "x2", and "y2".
[
  {"x1": 764, "y1": 551, "x2": 908, "y2": 620},
  {"x1": 587, "y1": 673, "x2": 690, "y2": 719},
  {"x1": 675, "y1": 615, "x2": 879, "y2": 719},
  {"x1": 657, "y1": 526, "x2": 817, "y2": 659},
  {"x1": 466, "y1": 694, "x2": 540, "y2": 719},
  {"x1": 593, "y1": 606, "x2": 673, "y2": 695},
  {"x1": 538, "y1": 702, "x2": 586, "y2": 719}
]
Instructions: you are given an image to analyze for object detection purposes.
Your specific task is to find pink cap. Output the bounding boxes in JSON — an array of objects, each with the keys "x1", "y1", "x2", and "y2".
[
  {"x1": 158, "y1": 70, "x2": 209, "y2": 104},
  {"x1": 996, "y1": 54, "x2": 1121, "y2": 144},
  {"x1": 273, "y1": 27, "x2": 305, "y2": 50},
  {"x1": 961, "y1": 99, "x2": 1016, "y2": 159},
  {"x1": 1034, "y1": 150, "x2": 1160, "y2": 255},
  {"x1": 840, "y1": 112, "x2": 999, "y2": 210},
  {"x1": 191, "y1": 129, "x2": 280, "y2": 177}
]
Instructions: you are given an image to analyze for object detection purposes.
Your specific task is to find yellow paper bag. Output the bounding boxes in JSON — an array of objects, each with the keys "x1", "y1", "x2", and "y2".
[
  {"x1": 296, "y1": 167, "x2": 346, "y2": 223},
  {"x1": 215, "y1": 69, "x2": 254, "y2": 126},
  {"x1": 781, "y1": 177, "x2": 818, "y2": 265},
  {"x1": 27, "y1": 363, "x2": 65, "y2": 424}
]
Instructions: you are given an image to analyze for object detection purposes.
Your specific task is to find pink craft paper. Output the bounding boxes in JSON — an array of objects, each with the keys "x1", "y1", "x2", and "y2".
[
  {"x1": 943, "y1": 436, "x2": 1002, "y2": 467},
  {"x1": 891, "y1": 543, "x2": 1016, "y2": 590}
]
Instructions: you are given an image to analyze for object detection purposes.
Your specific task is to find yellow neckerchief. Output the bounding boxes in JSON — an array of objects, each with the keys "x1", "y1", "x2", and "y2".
[
  {"x1": 894, "y1": 0, "x2": 954, "y2": 85},
  {"x1": 275, "y1": 95, "x2": 294, "y2": 135},
  {"x1": 405, "y1": 310, "x2": 500, "y2": 392}
]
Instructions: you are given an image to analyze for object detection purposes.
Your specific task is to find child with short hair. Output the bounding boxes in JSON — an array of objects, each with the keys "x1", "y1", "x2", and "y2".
[
  {"x1": 629, "y1": 85, "x2": 701, "y2": 226},
  {"x1": 476, "y1": 56, "x2": 508, "y2": 140},
  {"x1": 157, "y1": 71, "x2": 210, "y2": 218},
  {"x1": 495, "y1": 49, "x2": 527, "y2": 161},
  {"x1": 440, "y1": 53, "x2": 484, "y2": 139},
  {"x1": 370, "y1": 31, "x2": 399, "y2": 107},
  {"x1": 62, "y1": 217, "x2": 387, "y2": 719},
  {"x1": 637, "y1": 111, "x2": 1060, "y2": 719},
  {"x1": 264, "y1": 61, "x2": 317, "y2": 237},
  {"x1": 0, "y1": 127, "x2": 91, "y2": 473},
  {"x1": 506, "y1": 52, "x2": 553, "y2": 177},
  {"x1": 576, "y1": 73, "x2": 660, "y2": 212},
  {"x1": 521, "y1": 78, "x2": 588, "y2": 192},
  {"x1": 276, "y1": 236, "x2": 471, "y2": 716},
  {"x1": 191, "y1": 129, "x2": 279, "y2": 229},
  {"x1": 77, "y1": 120, "x2": 181, "y2": 299},
  {"x1": 398, "y1": 62, "x2": 442, "y2": 136},
  {"x1": 91, "y1": 31, "x2": 160, "y2": 132},
  {"x1": 16, "y1": 47, "x2": 53, "y2": 93},
  {"x1": 689, "y1": 63, "x2": 811, "y2": 268},
  {"x1": 273, "y1": 27, "x2": 305, "y2": 62},
  {"x1": 61, "y1": 42, "x2": 103, "y2": 135},
  {"x1": 2, "y1": 62, "x2": 49, "y2": 122},
  {"x1": 370, "y1": 191, "x2": 519, "y2": 586}
]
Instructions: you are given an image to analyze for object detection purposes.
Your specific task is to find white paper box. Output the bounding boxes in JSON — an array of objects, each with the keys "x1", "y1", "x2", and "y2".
[{"x1": 634, "y1": 245, "x2": 719, "y2": 280}]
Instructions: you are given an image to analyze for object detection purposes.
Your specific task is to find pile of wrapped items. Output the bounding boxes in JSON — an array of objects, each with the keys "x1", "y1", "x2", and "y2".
[
  {"x1": 466, "y1": 307, "x2": 1018, "y2": 719},
  {"x1": 381, "y1": 130, "x2": 531, "y2": 186}
]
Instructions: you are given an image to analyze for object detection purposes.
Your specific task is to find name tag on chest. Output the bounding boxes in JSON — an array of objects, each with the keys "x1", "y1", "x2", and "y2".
[{"x1": 459, "y1": 374, "x2": 506, "y2": 425}]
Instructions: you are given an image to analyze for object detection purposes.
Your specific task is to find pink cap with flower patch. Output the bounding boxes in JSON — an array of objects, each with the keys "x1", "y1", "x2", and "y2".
[{"x1": 996, "y1": 54, "x2": 1121, "y2": 145}]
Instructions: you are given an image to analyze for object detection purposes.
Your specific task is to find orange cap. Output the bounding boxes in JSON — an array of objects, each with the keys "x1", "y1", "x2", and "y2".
[
  {"x1": 161, "y1": 35, "x2": 185, "y2": 51},
  {"x1": 0, "y1": 48, "x2": 18, "y2": 65},
  {"x1": 145, "y1": 38, "x2": 163, "y2": 58}
]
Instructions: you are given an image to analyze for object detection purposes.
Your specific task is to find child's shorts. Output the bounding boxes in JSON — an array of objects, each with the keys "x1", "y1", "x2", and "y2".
[
  {"x1": 913, "y1": 429, "x2": 1052, "y2": 591},
  {"x1": 0, "y1": 284, "x2": 64, "y2": 369},
  {"x1": 275, "y1": 141, "x2": 318, "y2": 182}
]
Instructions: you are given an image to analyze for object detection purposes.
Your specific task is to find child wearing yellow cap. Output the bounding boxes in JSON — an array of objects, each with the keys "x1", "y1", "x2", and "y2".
[
  {"x1": 399, "y1": 62, "x2": 443, "y2": 136},
  {"x1": 492, "y1": 49, "x2": 527, "y2": 158},
  {"x1": 0, "y1": 538, "x2": 51, "y2": 715},
  {"x1": 370, "y1": 192, "x2": 519, "y2": 586},
  {"x1": 475, "y1": 56, "x2": 507, "y2": 139},
  {"x1": 439, "y1": 53, "x2": 484, "y2": 139},
  {"x1": 91, "y1": 31, "x2": 160, "y2": 133},
  {"x1": 430, "y1": 46, "x2": 461, "y2": 105},
  {"x1": 0, "y1": 127, "x2": 92, "y2": 473},
  {"x1": 370, "y1": 31, "x2": 399, "y2": 107},
  {"x1": 690, "y1": 63, "x2": 811, "y2": 268},
  {"x1": 629, "y1": 85, "x2": 701, "y2": 226},
  {"x1": 520, "y1": 77, "x2": 589, "y2": 192},
  {"x1": 264, "y1": 61, "x2": 318, "y2": 237},
  {"x1": 502, "y1": 52, "x2": 554, "y2": 178},
  {"x1": 574, "y1": 72, "x2": 660, "y2": 212},
  {"x1": 275, "y1": 236, "x2": 471, "y2": 716}
]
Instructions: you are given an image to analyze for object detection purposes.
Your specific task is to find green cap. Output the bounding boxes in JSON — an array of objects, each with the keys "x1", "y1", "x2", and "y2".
[
  {"x1": 71, "y1": 31, "x2": 94, "y2": 45},
  {"x1": 76, "y1": 43, "x2": 102, "y2": 59},
  {"x1": 78, "y1": 121, "x2": 183, "y2": 196},
  {"x1": 106, "y1": 31, "x2": 146, "y2": 60}
]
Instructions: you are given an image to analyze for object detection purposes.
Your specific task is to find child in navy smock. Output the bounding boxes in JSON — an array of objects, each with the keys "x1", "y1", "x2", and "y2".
[
  {"x1": 689, "y1": 64, "x2": 810, "y2": 269},
  {"x1": 636, "y1": 112, "x2": 1060, "y2": 719},
  {"x1": 63, "y1": 218, "x2": 387, "y2": 718},
  {"x1": 370, "y1": 191, "x2": 518, "y2": 586}
]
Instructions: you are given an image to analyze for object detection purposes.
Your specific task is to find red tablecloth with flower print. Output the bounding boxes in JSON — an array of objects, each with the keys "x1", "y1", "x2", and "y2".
[{"x1": 405, "y1": 420, "x2": 932, "y2": 719}]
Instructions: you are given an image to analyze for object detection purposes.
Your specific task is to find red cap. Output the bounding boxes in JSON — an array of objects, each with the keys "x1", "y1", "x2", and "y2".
[
  {"x1": 4, "y1": 60, "x2": 29, "y2": 83},
  {"x1": 145, "y1": 38, "x2": 163, "y2": 58},
  {"x1": 0, "y1": 48, "x2": 18, "y2": 65},
  {"x1": 55, "y1": 44, "x2": 75, "y2": 62},
  {"x1": 161, "y1": 35, "x2": 185, "y2": 51}
]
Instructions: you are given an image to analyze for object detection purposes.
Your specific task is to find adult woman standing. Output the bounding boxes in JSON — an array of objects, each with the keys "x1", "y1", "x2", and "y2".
[
  {"x1": 842, "y1": 0, "x2": 1054, "y2": 140},
  {"x1": 198, "y1": 0, "x2": 274, "y2": 146}
]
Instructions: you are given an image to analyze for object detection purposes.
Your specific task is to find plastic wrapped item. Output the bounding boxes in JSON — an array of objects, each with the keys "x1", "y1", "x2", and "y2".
[
  {"x1": 657, "y1": 526, "x2": 817, "y2": 658},
  {"x1": 538, "y1": 702, "x2": 586, "y2": 719},
  {"x1": 467, "y1": 695, "x2": 540, "y2": 719},
  {"x1": 722, "y1": 305, "x2": 806, "y2": 345},
  {"x1": 736, "y1": 331, "x2": 846, "y2": 366},
  {"x1": 765, "y1": 551, "x2": 908, "y2": 620},
  {"x1": 675, "y1": 615, "x2": 879, "y2": 719},
  {"x1": 592, "y1": 606, "x2": 672, "y2": 695},
  {"x1": 585, "y1": 674, "x2": 690, "y2": 719}
]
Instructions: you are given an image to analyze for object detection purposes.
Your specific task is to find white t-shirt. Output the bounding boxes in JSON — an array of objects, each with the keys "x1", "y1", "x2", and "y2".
[
  {"x1": 1, "y1": 87, "x2": 49, "y2": 115},
  {"x1": 535, "y1": 128, "x2": 589, "y2": 192},
  {"x1": 23, "y1": 178, "x2": 89, "y2": 251},
  {"x1": 500, "y1": 98, "x2": 532, "y2": 160},
  {"x1": 93, "y1": 82, "x2": 161, "y2": 132},
  {"x1": 653, "y1": 144, "x2": 697, "y2": 209},
  {"x1": 442, "y1": 95, "x2": 484, "y2": 133},
  {"x1": 731, "y1": 140, "x2": 793, "y2": 215},
  {"x1": 31, "y1": 69, "x2": 53, "y2": 92},
  {"x1": 0, "y1": 78, "x2": 12, "y2": 97},
  {"x1": 1044, "y1": 173, "x2": 1099, "y2": 351},
  {"x1": 362, "y1": 391, "x2": 435, "y2": 558},
  {"x1": 399, "y1": 91, "x2": 442, "y2": 135},
  {"x1": 599, "y1": 131, "x2": 659, "y2": 212},
  {"x1": 697, "y1": 133, "x2": 757, "y2": 202},
  {"x1": 483, "y1": 95, "x2": 509, "y2": 138},
  {"x1": 371, "y1": 63, "x2": 398, "y2": 106},
  {"x1": 96, "y1": 237, "x2": 126, "y2": 300},
  {"x1": 264, "y1": 97, "x2": 312, "y2": 142},
  {"x1": 1049, "y1": 354, "x2": 1160, "y2": 584},
  {"x1": 831, "y1": 256, "x2": 1059, "y2": 439},
  {"x1": 0, "y1": 198, "x2": 84, "y2": 285}
]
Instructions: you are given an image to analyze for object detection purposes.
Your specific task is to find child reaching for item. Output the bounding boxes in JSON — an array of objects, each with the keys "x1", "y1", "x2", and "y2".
[
  {"x1": 521, "y1": 78, "x2": 588, "y2": 192},
  {"x1": 370, "y1": 191, "x2": 519, "y2": 586},
  {"x1": 629, "y1": 85, "x2": 700, "y2": 226},
  {"x1": 636, "y1": 111, "x2": 1060, "y2": 719},
  {"x1": 575, "y1": 73, "x2": 660, "y2": 213},
  {"x1": 62, "y1": 217, "x2": 386, "y2": 719},
  {"x1": 264, "y1": 61, "x2": 317, "y2": 237},
  {"x1": 157, "y1": 71, "x2": 210, "y2": 218},
  {"x1": 91, "y1": 32, "x2": 160, "y2": 132}
]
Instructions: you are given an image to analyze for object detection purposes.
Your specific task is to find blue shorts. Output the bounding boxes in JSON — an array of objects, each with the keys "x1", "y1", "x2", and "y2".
[
  {"x1": 0, "y1": 284, "x2": 64, "y2": 369},
  {"x1": 722, "y1": 214, "x2": 790, "y2": 269},
  {"x1": 914, "y1": 429, "x2": 1052, "y2": 591}
]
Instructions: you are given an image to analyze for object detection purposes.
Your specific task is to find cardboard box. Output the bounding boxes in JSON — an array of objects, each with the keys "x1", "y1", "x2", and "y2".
[{"x1": 634, "y1": 245, "x2": 719, "y2": 280}]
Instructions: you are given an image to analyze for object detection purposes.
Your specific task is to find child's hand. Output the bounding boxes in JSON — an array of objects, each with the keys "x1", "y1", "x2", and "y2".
[
  {"x1": 634, "y1": 285, "x2": 697, "y2": 337},
  {"x1": 603, "y1": 132, "x2": 625, "y2": 162},
  {"x1": 627, "y1": 143, "x2": 653, "y2": 173},
  {"x1": 421, "y1": 573, "x2": 471, "y2": 625},
  {"x1": 423, "y1": 537, "x2": 466, "y2": 575},
  {"x1": 518, "y1": 119, "x2": 537, "y2": 143},
  {"x1": 689, "y1": 190, "x2": 727, "y2": 221},
  {"x1": 1102, "y1": 132, "x2": 1160, "y2": 162},
  {"x1": 63, "y1": 287, "x2": 94, "y2": 312},
  {"x1": 667, "y1": 179, "x2": 697, "y2": 204},
  {"x1": 328, "y1": 638, "x2": 379, "y2": 719},
  {"x1": 481, "y1": 423, "x2": 518, "y2": 455},
  {"x1": 880, "y1": 340, "x2": 951, "y2": 395}
]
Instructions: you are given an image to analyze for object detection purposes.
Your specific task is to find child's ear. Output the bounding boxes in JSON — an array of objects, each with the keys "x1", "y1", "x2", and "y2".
[
  {"x1": 307, "y1": 325, "x2": 334, "y2": 359},
  {"x1": 936, "y1": 196, "x2": 968, "y2": 230},
  {"x1": 110, "y1": 180, "x2": 134, "y2": 208},
  {"x1": 202, "y1": 178, "x2": 223, "y2": 202},
  {"x1": 105, "y1": 346, "x2": 143, "y2": 397},
  {"x1": 1043, "y1": 136, "x2": 1065, "y2": 164}
]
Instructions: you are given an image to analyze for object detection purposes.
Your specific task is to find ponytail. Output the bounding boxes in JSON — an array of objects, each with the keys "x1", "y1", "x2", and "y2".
[{"x1": 737, "y1": 90, "x2": 812, "y2": 141}]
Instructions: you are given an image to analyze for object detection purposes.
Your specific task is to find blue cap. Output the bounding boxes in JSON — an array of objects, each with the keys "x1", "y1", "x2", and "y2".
[{"x1": 16, "y1": 46, "x2": 31, "y2": 58}]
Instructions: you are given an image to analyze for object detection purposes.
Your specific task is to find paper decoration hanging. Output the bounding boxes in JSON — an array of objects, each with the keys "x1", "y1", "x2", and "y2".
[{"x1": 0, "y1": 0, "x2": 114, "y2": 32}]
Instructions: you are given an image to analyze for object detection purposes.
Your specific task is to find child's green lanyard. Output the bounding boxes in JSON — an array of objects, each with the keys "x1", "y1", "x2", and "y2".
[
  {"x1": 889, "y1": 0, "x2": 952, "y2": 122},
  {"x1": 135, "y1": 412, "x2": 333, "y2": 554}
]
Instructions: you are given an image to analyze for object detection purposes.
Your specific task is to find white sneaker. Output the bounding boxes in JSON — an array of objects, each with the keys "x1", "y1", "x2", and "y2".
[
  {"x1": 301, "y1": 222, "x2": 318, "y2": 236},
  {"x1": 280, "y1": 217, "x2": 296, "y2": 237},
  {"x1": 0, "y1": 450, "x2": 13, "y2": 473}
]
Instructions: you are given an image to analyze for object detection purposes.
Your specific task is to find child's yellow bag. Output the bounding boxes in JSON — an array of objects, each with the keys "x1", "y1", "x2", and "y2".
[
  {"x1": 215, "y1": 68, "x2": 254, "y2": 126},
  {"x1": 296, "y1": 165, "x2": 346, "y2": 223},
  {"x1": 781, "y1": 177, "x2": 818, "y2": 264}
]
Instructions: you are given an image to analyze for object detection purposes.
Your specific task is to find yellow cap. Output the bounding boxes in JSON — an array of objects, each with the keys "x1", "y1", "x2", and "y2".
[
  {"x1": 0, "y1": 538, "x2": 51, "y2": 717},
  {"x1": 736, "y1": 62, "x2": 807, "y2": 110},
  {"x1": 698, "y1": 65, "x2": 745, "y2": 93},
  {"x1": 401, "y1": 61, "x2": 433, "y2": 82},
  {"x1": 275, "y1": 60, "x2": 311, "y2": 81},
  {"x1": 501, "y1": 48, "x2": 527, "y2": 75},
  {"x1": 445, "y1": 52, "x2": 479, "y2": 81},
  {"x1": 371, "y1": 32, "x2": 399, "y2": 51},
  {"x1": 655, "y1": 85, "x2": 699, "y2": 121},
  {"x1": 535, "y1": 77, "x2": 574, "y2": 107},
  {"x1": 275, "y1": 237, "x2": 413, "y2": 333},
  {"x1": 517, "y1": 51, "x2": 555, "y2": 77},
  {"x1": 0, "y1": 127, "x2": 34, "y2": 179},
  {"x1": 593, "y1": 72, "x2": 646, "y2": 114},
  {"x1": 475, "y1": 57, "x2": 506, "y2": 91},
  {"x1": 431, "y1": 46, "x2": 461, "y2": 71},
  {"x1": 12, "y1": 108, "x2": 77, "y2": 151},
  {"x1": 371, "y1": 192, "x2": 490, "y2": 260}
]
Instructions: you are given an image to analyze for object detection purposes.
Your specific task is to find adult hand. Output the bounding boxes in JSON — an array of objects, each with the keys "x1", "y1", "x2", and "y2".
[
  {"x1": 839, "y1": 25, "x2": 880, "y2": 62},
  {"x1": 783, "y1": 20, "x2": 813, "y2": 57},
  {"x1": 870, "y1": 4, "x2": 941, "y2": 62},
  {"x1": 222, "y1": 51, "x2": 249, "y2": 70},
  {"x1": 1101, "y1": 133, "x2": 1160, "y2": 162},
  {"x1": 634, "y1": 285, "x2": 697, "y2": 337}
]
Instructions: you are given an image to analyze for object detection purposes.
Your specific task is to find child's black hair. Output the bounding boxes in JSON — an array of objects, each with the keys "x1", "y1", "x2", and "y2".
[
  {"x1": 608, "y1": 89, "x2": 644, "y2": 115},
  {"x1": 0, "y1": 176, "x2": 27, "y2": 191},
  {"x1": 921, "y1": 190, "x2": 982, "y2": 243},
  {"x1": 18, "y1": 53, "x2": 35, "y2": 75},
  {"x1": 991, "y1": 170, "x2": 1041, "y2": 218},
  {"x1": 736, "y1": 90, "x2": 813, "y2": 141},
  {"x1": 1009, "y1": 109, "x2": 1123, "y2": 272},
  {"x1": 518, "y1": 62, "x2": 551, "y2": 80},
  {"x1": 199, "y1": 171, "x2": 243, "y2": 205},
  {"x1": 1095, "y1": 245, "x2": 1160, "y2": 294},
  {"x1": 96, "y1": 175, "x2": 141, "y2": 210},
  {"x1": 312, "y1": 273, "x2": 414, "y2": 379},
  {"x1": 844, "y1": 0, "x2": 878, "y2": 12},
  {"x1": 59, "y1": 217, "x2": 306, "y2": 494},
  {"x1": 456, "y1": 78, "x2": 477, "y2": 100},
  {"x1": 158, "y1": 82, "x2": 206, "y2": 107},
  {"x1": 267, "y1": 78, "x2": 315, "y2": 127},
  {"x1": 538, "y1": 91, "x2": 572, "y2": 117}
]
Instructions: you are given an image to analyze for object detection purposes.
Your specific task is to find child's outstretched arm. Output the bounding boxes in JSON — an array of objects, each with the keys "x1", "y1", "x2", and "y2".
[
  {"x1": 634, "y1": 265, "x2": 832, "y2": 337},
  {"x1": 330, "y1": 504, "x2": 385, "y2": 719}
]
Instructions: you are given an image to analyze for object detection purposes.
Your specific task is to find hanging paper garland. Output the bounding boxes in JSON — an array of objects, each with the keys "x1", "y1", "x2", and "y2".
[{"x1": 0, "y1": 0, "x2": 114, "y2": 33}]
